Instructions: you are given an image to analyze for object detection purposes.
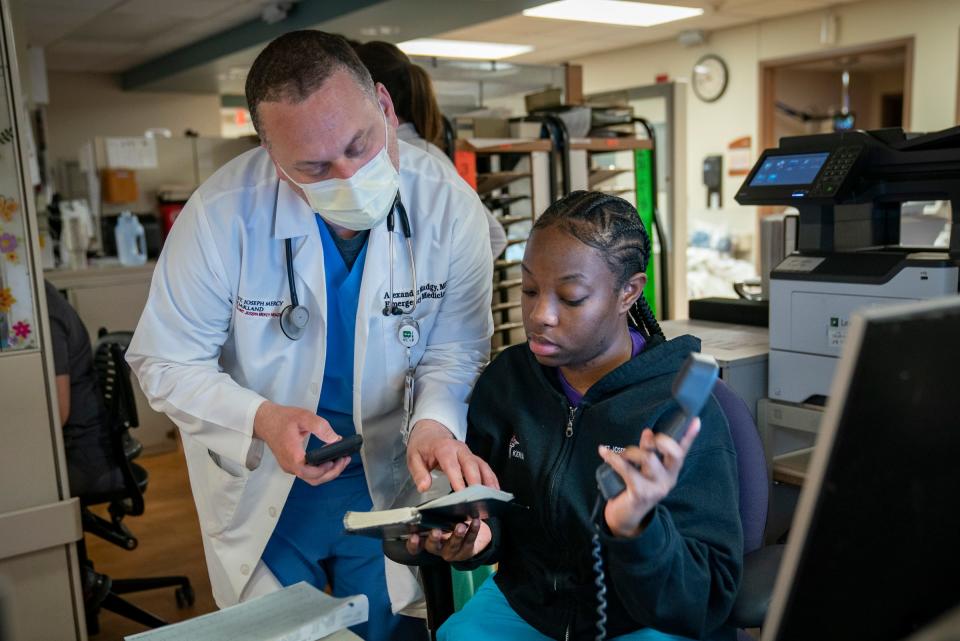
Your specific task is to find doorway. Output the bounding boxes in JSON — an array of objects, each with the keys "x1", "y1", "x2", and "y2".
[{"x1": 760, "y1": 38, "x2": 913, "y2": 152}]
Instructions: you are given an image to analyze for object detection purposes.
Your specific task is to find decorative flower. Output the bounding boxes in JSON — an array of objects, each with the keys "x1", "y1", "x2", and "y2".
[
  {"x1": 0, "y1": 287, "x2": 15, "y2": 313},
  {"x1": 4, "y1": 251, "x2": 17, "y2": 264},
  {"x1": 0, "y1": 232, "x2": 16, "y2": 253},
  {"x1": 0, "y1": 197, "x2": 17, "y2": 222},
  {"x1": 12, "y1": 321, "x2": 29, "y2": 339}
]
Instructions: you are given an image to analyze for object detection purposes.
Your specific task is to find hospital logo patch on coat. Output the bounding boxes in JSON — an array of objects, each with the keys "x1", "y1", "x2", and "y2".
[
  {"x1": 236, "y1": 295, "x2": 283, "y2": 318},
  {"x1": 508, "y1": 435, "x2": 525, "y2": 461}
]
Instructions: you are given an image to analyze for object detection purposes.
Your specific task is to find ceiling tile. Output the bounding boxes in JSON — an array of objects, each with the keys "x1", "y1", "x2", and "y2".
[
  {"x1": 13, "y1": 4, "x2": 108, "y2": 47},
  {"x1": 114, "y1": 0, "x2": 241, "y2": 20},
  {"x1": 12, "y1": 0, "x2": 116, "y2": 11},
  {"x1": 47, "y1": 38, "x2": 140, "y2": 57},
  {"x1": 71, "y1": 11, "x2": 186, "y2": 43}
]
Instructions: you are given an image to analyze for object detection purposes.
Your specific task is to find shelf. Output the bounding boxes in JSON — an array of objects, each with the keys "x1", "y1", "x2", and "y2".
[
  {"x1": 495, "y1": 278, "x2": 522, "y2": 292},
  {"x1": 505, "y1": 237, "x2": 527, "y2": 248},
  {"x1": 477, "y1": 172, "x2": 531, "y2": 195},
  {"x1": 772, "y1": 447, "x2": 814, "y2": 487},
  {"x1": 570, "y1": 137, "x2": 653, "y2": 152},
  {"x1": 492, "y1": 344, "x2": 513, "y2": 357},
  {"x1": 484, "y1": 194, "x2": 529, "y2": 210},
  {"x1": 596, "y1": 188, "x2": 635, "y2": 196},
  {"x1": 491, "y1": 300, "x2": 522, "y2": 313},
  {"x1": 588, "y1": 167, "x2": 631, "y2": 189},
  {"x1": 494, "y1": 321, "x2": 525, "y2": 333},
  {"x1": 497, "y1": 215, "x2": 532, "y2": 228},
  {"x1": 494, "y1": 258, "x2": 522, "y2": 270},
  {"x1": 457, "y1": 138, "x2": 553, "y2": 154}
]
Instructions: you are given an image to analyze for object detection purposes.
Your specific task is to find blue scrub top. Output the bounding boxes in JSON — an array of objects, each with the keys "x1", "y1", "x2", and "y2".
[
  {"x1": 293, "y1": 216, "x2": 368, "y2": 490},
  {"x1": 266, "y1": 216, "x2": 369, "y2": 581},
  {"x1": 315, "y1": 219, "x2": 366, "y2": 426}
]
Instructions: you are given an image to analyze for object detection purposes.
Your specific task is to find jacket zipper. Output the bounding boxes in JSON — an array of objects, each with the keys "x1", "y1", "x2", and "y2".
[
  {"x1": 545, "y1": 405, "x2": 578, "y2": 546},
  {"x1": 545, "y1": 404, "x2": 579, "y2": 641}
]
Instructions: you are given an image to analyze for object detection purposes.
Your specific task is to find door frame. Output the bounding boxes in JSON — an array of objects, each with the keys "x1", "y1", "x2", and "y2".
[{"x1": 759, "y1": 36, "x2": 915, "y2": 152}]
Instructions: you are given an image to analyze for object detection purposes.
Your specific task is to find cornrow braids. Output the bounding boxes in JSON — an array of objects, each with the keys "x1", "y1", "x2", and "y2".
[{"x1": 533, "y1": 190, "x2": 665, "y2": 340}]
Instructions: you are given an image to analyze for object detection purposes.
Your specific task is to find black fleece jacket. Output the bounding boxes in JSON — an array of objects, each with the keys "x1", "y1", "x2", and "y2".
[{"x1": 456, "y1": 335, "x2": 743, "y2": 640}]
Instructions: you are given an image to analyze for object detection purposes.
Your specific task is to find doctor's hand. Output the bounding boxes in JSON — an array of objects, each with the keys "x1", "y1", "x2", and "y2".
[
  {"x1": 599, "y1": 418, "x2": 701, "y2": 538},
  {"x1": 254, "y1": 401, "x2": 350, "y2": 486},
  {"x1": 405, "y1": 518, "x2": 492, "y2": 563},
  {"x1": 406, "y1": 419, "x2": 499, "y2": 493}
]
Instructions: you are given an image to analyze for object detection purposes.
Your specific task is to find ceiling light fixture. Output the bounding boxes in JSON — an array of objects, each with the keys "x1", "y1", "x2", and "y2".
[
  {"x1": 523, "y1": 0, "x2": 703, "y2": 27},
  {"x1": 397, "y1": 38, "x2": 533, "y2": 60}
]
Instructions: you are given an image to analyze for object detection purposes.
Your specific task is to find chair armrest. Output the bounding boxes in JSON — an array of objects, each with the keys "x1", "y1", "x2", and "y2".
[
  {"x1": 382, "y1": 539, "x2": 455, "y2": 632},
  {"x1": 729, "y1": 544, "x2": 786, "y2": 629}
]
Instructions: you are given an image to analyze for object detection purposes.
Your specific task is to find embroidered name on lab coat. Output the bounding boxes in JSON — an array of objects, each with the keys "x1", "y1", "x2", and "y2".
[
  {"x1": 236, "y1": 296, "x2": 283, "y2": 318},
  {"x1": 383, "y1": 281, "x2": 448, "y2": 307}
]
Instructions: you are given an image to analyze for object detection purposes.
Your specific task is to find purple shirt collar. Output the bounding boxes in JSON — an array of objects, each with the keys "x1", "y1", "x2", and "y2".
[{"x1": 557, "y1": 327, "x2": 646, "y2": 407}]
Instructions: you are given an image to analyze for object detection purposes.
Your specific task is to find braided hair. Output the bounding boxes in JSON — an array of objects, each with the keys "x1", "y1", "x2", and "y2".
[{"x1": 532, "y1": 190, "x2": 664, "y2": 341}]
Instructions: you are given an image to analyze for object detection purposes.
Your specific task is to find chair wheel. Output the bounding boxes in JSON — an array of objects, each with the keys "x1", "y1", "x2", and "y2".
[{"x1": 175, "y1": 584, "x2": 195, "y2": 608}]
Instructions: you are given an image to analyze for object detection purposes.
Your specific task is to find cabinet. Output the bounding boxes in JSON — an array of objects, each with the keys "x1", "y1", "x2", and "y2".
[
  {"x1": 45, "y1": 261, "x2": 176, "y2": 454},
  {"x1": 0, "y1": 1, "x2": 85, "y2": 637}
]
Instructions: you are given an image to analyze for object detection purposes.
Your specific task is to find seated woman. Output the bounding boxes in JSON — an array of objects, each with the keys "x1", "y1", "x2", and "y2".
[
  {"x1": 45, "y1": 280, "x2": 125, "y2": 497},
  {"x1": 408, "y1": 191, "x2": 743, "y2": 641}
]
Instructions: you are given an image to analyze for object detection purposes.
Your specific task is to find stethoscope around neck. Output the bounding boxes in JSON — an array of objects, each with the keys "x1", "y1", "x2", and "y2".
[{"x1": 279, "y1": 191, "x2": 419, "y2": 341}]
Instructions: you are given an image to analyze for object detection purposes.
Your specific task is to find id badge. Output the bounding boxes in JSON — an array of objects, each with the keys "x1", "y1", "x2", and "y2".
[{"x1": 402, "y1": 364, "x2": 416, "y2": 438}]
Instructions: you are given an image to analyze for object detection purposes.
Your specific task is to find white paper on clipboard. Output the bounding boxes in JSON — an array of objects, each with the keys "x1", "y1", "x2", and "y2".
[{"x1": 123, "y1": 582, "x2": 368, "y2": 641}]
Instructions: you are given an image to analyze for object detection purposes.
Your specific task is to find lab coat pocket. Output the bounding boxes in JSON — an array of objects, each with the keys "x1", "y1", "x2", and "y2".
[{"x1": 203, "y1": 449, "x2": 249, "y2": 537}]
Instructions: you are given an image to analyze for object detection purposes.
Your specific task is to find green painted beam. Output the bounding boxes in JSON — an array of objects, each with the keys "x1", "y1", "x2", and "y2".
[
  {"x1": 220, "y1": 94, "x2": 247, "y2": 108},
  {"x1": 121, "y1": 0, "x2": 385, "y2": 90}
]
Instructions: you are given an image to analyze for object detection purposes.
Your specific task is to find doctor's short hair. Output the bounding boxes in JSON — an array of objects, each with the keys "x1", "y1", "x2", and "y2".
[
  {"x1": 245, "y1": 30, "x2": 377, "y2": 139},
  {"x1": 532, "y1": 190, "x2": 664, "y2": 340}
]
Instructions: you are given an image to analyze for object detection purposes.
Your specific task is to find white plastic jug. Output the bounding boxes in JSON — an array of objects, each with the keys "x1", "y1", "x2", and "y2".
[{"x1": 114, "y1": 211, "x2": 147, "y2": 266}]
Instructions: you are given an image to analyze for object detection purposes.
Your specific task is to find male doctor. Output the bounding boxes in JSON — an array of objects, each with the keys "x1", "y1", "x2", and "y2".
[{"x1": 127, "y1": 31, "x2": 496, "y2": 640}]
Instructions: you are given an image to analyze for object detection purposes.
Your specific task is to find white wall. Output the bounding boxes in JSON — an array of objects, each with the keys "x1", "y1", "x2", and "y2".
[
  {"x1": 575, "y1": 0, "x2": 960, "y2": 258},
  {"x1": 45, "y1": 71, "x2": 221, "y2": 166}
]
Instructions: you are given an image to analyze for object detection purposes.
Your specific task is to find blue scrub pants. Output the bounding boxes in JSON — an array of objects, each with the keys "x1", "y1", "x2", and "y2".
[
  {"x1": 438, "y1": 575, "x2": 694, "y2": 641},
  {"x1": 262, "y1": 468, "x2": 426, "y2": 641}
]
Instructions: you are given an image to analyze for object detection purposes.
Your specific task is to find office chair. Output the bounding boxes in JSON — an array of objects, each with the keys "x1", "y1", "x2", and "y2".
[
  {"x1": 712, "y1": 380, "x2": 785, "y2": 636},
  {"x1": 79, "y1": 329, "x2": 194, "y2": 634},
  {"x1": 384, "y1": 381, "x2": 785, "y2": 640}
]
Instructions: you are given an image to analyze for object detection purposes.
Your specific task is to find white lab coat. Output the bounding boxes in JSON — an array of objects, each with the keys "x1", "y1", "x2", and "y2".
[
  {"x1": 397, "y1": 123, "x2": 508, "y2": 258},
  {"x1": 126, "y1": 140, "x2": 493, "y2": 613}
]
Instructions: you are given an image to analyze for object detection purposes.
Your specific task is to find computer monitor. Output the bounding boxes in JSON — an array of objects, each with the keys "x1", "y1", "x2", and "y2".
[
  {"x1": 899, "y1": 604, "x2": 960, "y2": 641},
  {"x1": 762, "y1": 296, "x2": 960, "y2": 641}
]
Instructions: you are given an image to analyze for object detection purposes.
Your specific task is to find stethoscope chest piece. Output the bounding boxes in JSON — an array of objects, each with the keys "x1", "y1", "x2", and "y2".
[
  {"x1": 280, "y1": 304, "x2": 310, "y2": 341},
  {"x1": 397, "y1": 315, "x2": 420, "y2": 348}
]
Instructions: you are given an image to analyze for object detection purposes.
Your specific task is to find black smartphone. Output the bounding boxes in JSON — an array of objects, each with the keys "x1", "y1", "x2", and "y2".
[{"x1": 305, "y1": 434, "x2": 363, "y2": 466}]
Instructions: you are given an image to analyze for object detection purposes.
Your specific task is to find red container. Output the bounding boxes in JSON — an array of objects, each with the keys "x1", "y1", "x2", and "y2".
[{"x1": 158, "y1": 201, "x2": 185, "y2": 239}]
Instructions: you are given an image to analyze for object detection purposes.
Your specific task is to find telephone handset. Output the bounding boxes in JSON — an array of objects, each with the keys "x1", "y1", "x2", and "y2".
[
  {"x1": 589, "y1": 353, "x2": 720, "y2": 640},
  {"x1": 596, "y1": 353, "x2": 719, "y2": 500}
]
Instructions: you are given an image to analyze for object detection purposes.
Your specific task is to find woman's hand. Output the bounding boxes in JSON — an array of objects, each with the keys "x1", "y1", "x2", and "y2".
[
  {"x1": 598, "y1": 418, "x2": 701, "y2": 538},
  {"x1": 405, "y1": 518, "x2": 492, "y2": 563}
]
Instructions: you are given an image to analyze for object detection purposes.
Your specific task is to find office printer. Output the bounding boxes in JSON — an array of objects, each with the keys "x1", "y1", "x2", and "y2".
[{"x1": 735, "y1": 125, "x2": 960, "y2": 403}]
